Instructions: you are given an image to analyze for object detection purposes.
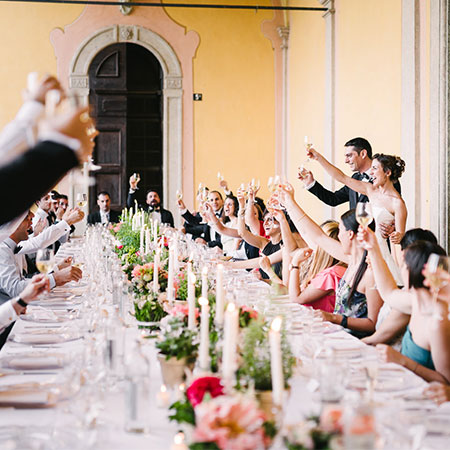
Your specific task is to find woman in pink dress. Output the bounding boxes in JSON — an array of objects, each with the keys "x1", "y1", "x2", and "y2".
[{"x1": 288, "y1": 220, "x2": 346, "y2": 312}]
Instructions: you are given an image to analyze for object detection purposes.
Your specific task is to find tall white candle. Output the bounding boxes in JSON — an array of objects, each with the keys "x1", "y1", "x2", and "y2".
[
  {"x1": 201, "y1": 266, "x2": 208, "y2": 299},
  {"x1": 153, "y1": 247, "x2": 160, "y2": 294},
  {"x1": 134, "y1": 199, "x2": 138, "y2": 215},
  {"x1": 198, "y1": 297, "x2": 210, "y2": 371},
  {"x1": 167, "y1": 248, "x2": 175, "y2": 303},
  {"x1": 153, "y1": 219, "x2": 158, "y2": 246},
  {"x1": 140, "y1": 225, "x2": 145, "y2": 255},
  {"x1": 188, "y1": 271, "x2": 196, "y2": 330},
  {"x1": 173, "y1": 239, "x2": 179, "y2": 275},
  {"x1": 222, "y1": 302, "x2": 239, "y2": 381},
  {"x1": 215, "y1": 264, "x2": 224, "y2": 326},
  {"x1": 269, "y1": 316, "x2": 284, "y2": 406},
  {"x1": 145, "y1": 228, "x2": 151, "y2": 254}
]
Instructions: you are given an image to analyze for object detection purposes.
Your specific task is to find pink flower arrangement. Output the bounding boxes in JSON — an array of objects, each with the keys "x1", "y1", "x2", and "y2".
[
  {"x1": 131, "y1": 262, "x2": 154, "y2": 280},
  {"x1": 186, "y1": 376, "x2": 224, "y2": 407},
  {"x1": 240, "y1": 305, "x2": 258, "y2": 320},
  {"x1": 192, "y1": 395, "x2": 270, "y2": 450},
  {"x1": 168, "y1": 303, "x2": 200, "y2": 320}
]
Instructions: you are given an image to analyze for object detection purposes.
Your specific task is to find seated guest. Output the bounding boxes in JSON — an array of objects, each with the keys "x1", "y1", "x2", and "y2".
[
  {"x1": 88, "y1": 191, "x2": 121, "y2": 225},
  {"x1": 0, "y1": 105, "x2": 96, "y2": 227},
  {"x1": 359, "y1": 228, "x2": 450, "y2": 384},
  {"x1": 180, "y1": 191, "x2": 224, "y2": 248},
  {"x1": 362, "y1": 228, "x2": 438, "y2": 347},
  {"x1": 127, "y1": 176, "x2": 174, "y2": 227},
  {"x1": 0, "y1": 212, "x2": 82, "y2": 304},
  {"x1": 33, "y1": 192, "x2": 54, "y2": 229},
  {"x1": 217, "y1": 195, "x2": 240, "y2": 256},
  {"x1": 280, "y1": 185, "x2": 383, "y2": 338},
  {"x1": 287, "y1": 221, "x2": 347, "y2": 313}
]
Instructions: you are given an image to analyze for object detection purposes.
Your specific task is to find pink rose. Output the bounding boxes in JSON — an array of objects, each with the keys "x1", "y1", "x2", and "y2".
[{"x1": 186, "y1": 376, "x2": 224, "y2": 407}]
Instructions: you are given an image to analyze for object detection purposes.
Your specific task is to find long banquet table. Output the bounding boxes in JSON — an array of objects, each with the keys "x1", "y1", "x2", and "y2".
[{"x1": 0, "y1": 238, "x2": 448, "y2": 449}]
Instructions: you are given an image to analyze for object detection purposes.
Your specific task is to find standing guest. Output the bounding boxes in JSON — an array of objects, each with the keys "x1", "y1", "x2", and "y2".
[
  {"x1": 88, "y1": 191, "x2": 121, "y2": 225},
  {"x1": 127, "y1": 176, "x2": 174, "y2": 227},
  {"x1": 306, "y1": 148, "x2": 407, "y2": 285}
]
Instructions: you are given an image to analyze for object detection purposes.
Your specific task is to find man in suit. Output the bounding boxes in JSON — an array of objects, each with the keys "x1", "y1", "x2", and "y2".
[
  {"x1": 87, "y1": 191, "x2": 121, "y2": 225},
  {"x1": 127, "y1": 177, "x2": 174, "y2": 227},
  {"x1": 178, "y1": 191, "x2": 224, "y2": 248},
  {"x1": 301, "y1": 137, "x2": 401, "y2": 237}
]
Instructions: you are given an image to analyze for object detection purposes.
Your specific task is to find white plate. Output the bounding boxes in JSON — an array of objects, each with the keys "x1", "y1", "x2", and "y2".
[{"x1": 9, "y1": 331, "x2": 82, "y2": 346}]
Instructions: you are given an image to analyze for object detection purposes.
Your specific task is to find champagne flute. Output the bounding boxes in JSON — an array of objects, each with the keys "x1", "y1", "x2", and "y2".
[
  {"x1": 217, "y1": 172, "x2": 224, "y2": 182},
  {"x1": 36, "y1": 249, "x2": 55, "y2": 274},
  {"x1": 76, "y1": 193, "x2": 87, "y2": 208},
  {"x1": 133, "y1": 173, "x2": 140, "y2": 183},
  {"x1": 355, "y1": 202, "x2": 373, "y2": 229},
  {"x1": 176, "y1": 189, "x2": 183, "y2": 201},
  {"x1": 422, "y1": 254, "x2": 450, "y2": 317}
]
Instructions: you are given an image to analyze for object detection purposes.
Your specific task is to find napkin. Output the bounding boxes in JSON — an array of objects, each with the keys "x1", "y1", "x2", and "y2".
[
  {"x1": 0, "y1": 388, "x2": 57, "y2": 407},
  {"x1": 7, "y1": 356, "x2": 64, "y2": 370},
  {"x1": 12, "y1": 334, "x2": 66, "y2": 345}
]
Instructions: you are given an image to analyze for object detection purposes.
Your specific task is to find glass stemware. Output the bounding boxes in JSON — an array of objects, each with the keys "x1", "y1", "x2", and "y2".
[
  {"x1": 36, "y1": 248, "x2": 55, "y2": 275},
  {"x1": 76, "y1": 193, "x2": 87, "y2": 209},
  {"x1": 421, "y1": 254, "x2": 449, "y2": 317}
]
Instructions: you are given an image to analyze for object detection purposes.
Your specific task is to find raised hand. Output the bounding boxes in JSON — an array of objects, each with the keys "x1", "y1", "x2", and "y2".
[
  {"x1": 356, "y1": 225, "x2": 377, "y2": 250},
  {"x1": 297, "y1": 167, "x2": 314, "y2": 186},
  {"x1": 129, "y1": 174, "x2": 138, "y2": 190},
  {"x1": 32, "y1": 218, "x2": 46, "y2": 236},
  {"x1": 291, "y1": 247, "x2": 313, "y2": 265},
  {"x1": 236, "y1": 186, "x2": 246, "y2": 209},
  {"x1": 305, "y1": 146, "x2": 321, "y2": 161},
  {"x1": 62, "y1": 207, "x2": 84, "y2": 225},
  {"x1": 20, "y1": 274, "x2": 50, "y2": 303}
]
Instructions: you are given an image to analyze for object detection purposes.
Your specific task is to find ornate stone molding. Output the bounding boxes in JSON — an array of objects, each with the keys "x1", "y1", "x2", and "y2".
[
  {"x1": 119, "y1": 0, "x2": 133, "y2": 16},
  {"x1": 51, "y1": 3, "x2": 200, "y2": 225},
  {"x1": 277, "y1": 26, "x2": 289, "y2": 50}
]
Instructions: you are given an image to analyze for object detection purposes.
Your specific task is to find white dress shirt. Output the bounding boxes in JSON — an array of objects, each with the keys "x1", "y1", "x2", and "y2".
[
  {"x1": 0, "y1": 238, "x2": 30, "y2": 304},
  {"x1": 100, "y1": 210, "x2": 110, "y2": 225},
  {"x1": 19, "y1": 220, "x2": 70, "y2": 254},
  {"x1": 0, "y1": 301, "x2": 18, "y2": 332},
  {"x1": 0, "y1": 100, "x2": 44, "y2": 168}
]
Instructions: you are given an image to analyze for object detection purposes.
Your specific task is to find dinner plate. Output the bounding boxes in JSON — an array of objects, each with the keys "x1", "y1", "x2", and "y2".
[
  {"x1": 20, "y1": 308, "x2": 80, "y2": 323},
  {"x1": 0, "y1": 352, "x2": 67, "y2": 370},
  {"x1": 8, "y1": 330, "x2": 82, "y2": 346}
]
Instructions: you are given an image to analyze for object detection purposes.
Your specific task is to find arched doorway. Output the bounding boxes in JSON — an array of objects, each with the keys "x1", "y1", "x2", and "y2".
[{"x1": 88, "y1": 42, "x2": 163, "y2": 212}]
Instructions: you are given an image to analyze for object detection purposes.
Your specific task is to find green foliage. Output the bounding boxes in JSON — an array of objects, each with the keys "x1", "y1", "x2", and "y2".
[
  {"x1": 238, "y1": 318, "x2": 295, "y2": 391},
  {"x1": 134, "y1": 294, "x2": 167, "y2": 323},
  {"x1": 263, "y1": 421, "x2": 278, "y2": 439},
  {"x1": 168, "y1": 398, "x2": 196, "y2": 426},
  {"x1": 156, "y1": 317, "x2": 199, "y2": 363},
  {"x1": 189, "y1": 443, "x2": 220, "y2": 450},
  {"x1": 175, "y1": 272, "x2": 202, "y2": 300}
]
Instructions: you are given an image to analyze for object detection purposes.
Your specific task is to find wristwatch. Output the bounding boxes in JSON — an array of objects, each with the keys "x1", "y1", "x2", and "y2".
[
  {"x1": 17, "y1": 297, "x2": 28, "y2": 308},
  {"x1": 289, "y1": 264, "x2": 299, "y2": 271},
  {"x1": 341, "y1": 314, "x2": 348, "y2": 328}
]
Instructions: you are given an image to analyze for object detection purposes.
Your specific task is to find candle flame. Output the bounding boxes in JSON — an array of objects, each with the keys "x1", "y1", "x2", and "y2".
[
  {"x1": 227, "y1": 302, "x2": 236, "y2": 313},
  {"x1": 161, "y1": 384, "x2": 167, "y2": 393},
  {"x1": 271, "y1": 316, "x2": 282, "y2": 332},
  {"x1": 189, "y1": 273, "x2": 196, "y2": 284},
  {"x1": 174, "y1": 432, "x2": 185, "y2": 444},
  {"x1": 202, "y1": 266, "x2": 208, "y2": 275},
  {"x1": 199, "y1": 296, "x2": 208, "y2": 306},
  {"x1": 179, "y1": 383, "x2": 185, "y2": 392}
]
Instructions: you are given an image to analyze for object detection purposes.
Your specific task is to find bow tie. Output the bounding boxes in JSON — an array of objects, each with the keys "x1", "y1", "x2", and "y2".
[
  {"x1": 13, "y1": 245, "x2": 22, "y2": 254},
  {"x1": 149, "y1": 206, "x2": 160, "y2": 213}
]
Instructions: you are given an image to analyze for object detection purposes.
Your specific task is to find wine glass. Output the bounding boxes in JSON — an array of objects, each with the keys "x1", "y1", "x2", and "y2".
[
  {"x1": 76, "y1": 193, "x2": 87, "y2": 208},
  {"x1": 355, "y1": 203, "x2": 373, "y2": 250},
  {"x1": 36, "y1": 248, "x2": 55, "y2": 274},
  {"x1": 217, "y1": 172, "x2": 224, "y2": 182},
  {"x1": 133, "y1": 173, "x2": 140, "y2": 183},
  {"x1": 176, "y1": 189, "x2": 183, "y2": 201},
  {"x1": 422, "y1": 254, "x2": 450, "y2": 316}
]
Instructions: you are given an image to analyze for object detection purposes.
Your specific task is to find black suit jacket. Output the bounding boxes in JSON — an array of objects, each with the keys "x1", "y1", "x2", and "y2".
[
  {"x1": 126, "y1": 191, "x2": 174, "y2": 227},
  {"x1": 308, "y1": 173, "x2": 401, "y2": 210},
  {"x1": 87, "y1": 209, "x2": 121, "y2": 225},
  {"x1": 181, "y1": 209, "x2": 223, "y2": 248},
  {"x1": 0, "y1": 141, "x2": 79, "y2": 226}
]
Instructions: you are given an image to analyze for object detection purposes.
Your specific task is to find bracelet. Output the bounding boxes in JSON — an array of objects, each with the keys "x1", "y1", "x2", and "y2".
[
  {"x1": 340, "y1": 314, "x2": 348, "y2": 328},
  {"x1": 17, "y1": 297, "x2": 28, "y2": 308}
]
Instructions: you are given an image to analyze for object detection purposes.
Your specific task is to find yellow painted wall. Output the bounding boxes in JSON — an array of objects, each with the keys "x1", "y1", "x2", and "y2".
[
  {"x1": 288, "y1": 0, "x2": 403, "y2": 223},
  {"x1": 0, "y1": 0, "x2": 277, "y2": 209},
  {"x1": 165, "y1": 1, "x2": 276, "y2": 204},
  {"x1": 0, "y1": 3, "x2": 83, "y2": 126}
]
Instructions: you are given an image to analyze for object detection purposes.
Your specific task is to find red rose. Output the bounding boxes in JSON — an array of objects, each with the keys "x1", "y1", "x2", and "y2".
[
  {"x1": 117, "y1": 245, "x2": 123, "y2": 250},
  {"x1": 186, "y1": 376, "x2": 224, "y2": 407}
]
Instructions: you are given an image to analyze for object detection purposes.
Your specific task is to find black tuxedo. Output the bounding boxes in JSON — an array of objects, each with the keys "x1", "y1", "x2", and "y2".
[
  {"x1": 126, "y1": 191, "x2": 174, "y2": 227},
  {"x1": 0, "y1": 141, "x2": 79, "y2": 226},
  {"x1": 182, "y1": 208, "x2": 223, "y2": 249},
  {"x1": 308, "y1": 172, "x2": 401, "y2": 210},
  {"x1": 87, "y1": 209, "x2": 121, "y2": 225}
]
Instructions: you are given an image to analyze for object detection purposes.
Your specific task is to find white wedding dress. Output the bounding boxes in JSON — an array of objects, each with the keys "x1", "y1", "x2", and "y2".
[{"x1": 371, "y1": 206, "x2": 404, "y2": 287}]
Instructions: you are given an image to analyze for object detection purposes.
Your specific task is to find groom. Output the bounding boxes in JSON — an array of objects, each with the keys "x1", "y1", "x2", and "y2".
[{"x1": 300, "y1": 137, "x2": 401, "y2": 236}]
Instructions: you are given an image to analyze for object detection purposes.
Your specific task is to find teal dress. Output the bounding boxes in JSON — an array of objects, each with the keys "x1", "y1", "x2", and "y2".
[{"x1": 401, "y1": 326, "x2": 435, "y2": 370}]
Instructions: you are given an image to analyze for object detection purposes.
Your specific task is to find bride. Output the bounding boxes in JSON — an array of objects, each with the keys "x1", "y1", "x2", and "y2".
[{"x1": 306, "y1": 149, "x2": 407, "y2": 284}]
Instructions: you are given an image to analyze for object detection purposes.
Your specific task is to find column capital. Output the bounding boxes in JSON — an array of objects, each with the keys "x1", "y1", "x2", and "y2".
[
  {"x1": 277, "y1": 26, "x2": 290, "y2": 50},
  {"x1": 317, "y1": 0, "x2": 335, "y2": 17}
]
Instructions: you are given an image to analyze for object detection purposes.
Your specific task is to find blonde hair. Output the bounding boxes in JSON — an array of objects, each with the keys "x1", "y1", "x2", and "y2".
[{"x1": 301, "y1": 220, "x2": 343, "y2": 288}]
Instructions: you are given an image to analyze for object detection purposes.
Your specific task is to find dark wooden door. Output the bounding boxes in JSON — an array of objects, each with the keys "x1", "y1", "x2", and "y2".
[{"x1": 88, "y1": 43, "x2": 163, "y2": 212}]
